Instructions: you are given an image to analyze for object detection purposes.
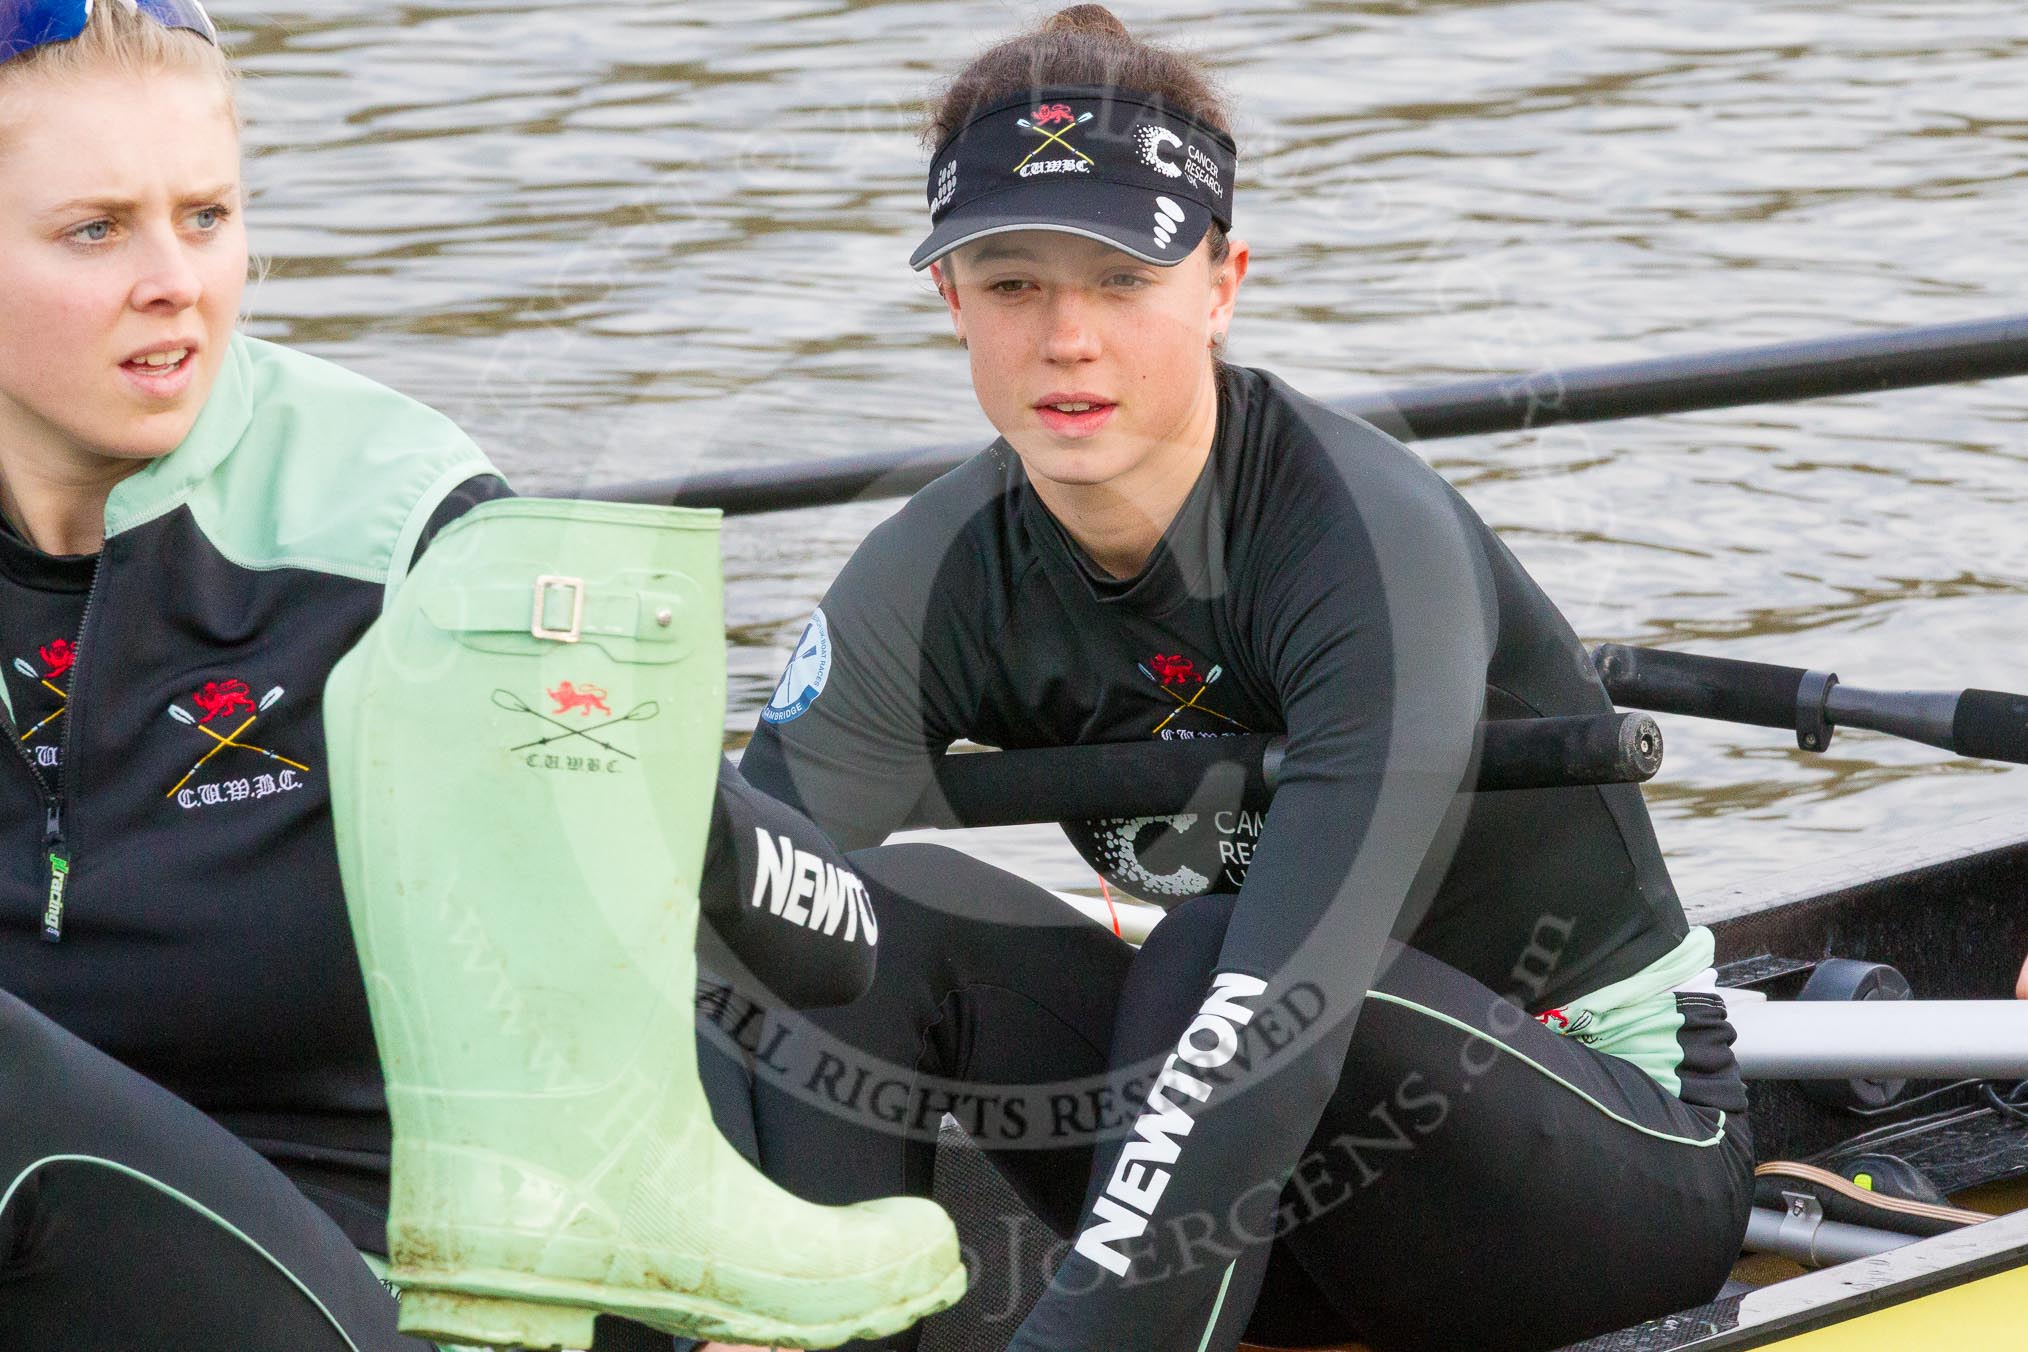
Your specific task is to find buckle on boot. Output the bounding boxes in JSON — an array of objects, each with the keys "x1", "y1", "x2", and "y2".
[{"x1": 531, "y1": 575, "x2": 585, "y2": 643}]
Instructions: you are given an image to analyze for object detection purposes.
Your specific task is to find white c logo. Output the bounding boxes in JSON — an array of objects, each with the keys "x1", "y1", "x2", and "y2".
[{"x1": 1136, "y1": 124, "x2": 1183, "y2": 179}]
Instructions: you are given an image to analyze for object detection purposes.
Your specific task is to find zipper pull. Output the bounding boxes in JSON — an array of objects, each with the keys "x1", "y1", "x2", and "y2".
[{"x1": 41, "y1": 801, "x2": 68, "y2": 943}]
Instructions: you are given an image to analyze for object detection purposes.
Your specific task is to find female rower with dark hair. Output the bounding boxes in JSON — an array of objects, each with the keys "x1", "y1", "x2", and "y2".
[{"x1": 739, "y1": 7, "x2": 1755, "y2": 1350}]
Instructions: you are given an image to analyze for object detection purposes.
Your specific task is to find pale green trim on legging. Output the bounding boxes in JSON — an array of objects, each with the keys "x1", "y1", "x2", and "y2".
[
  {"x1": 1193, "y1": 1260, "x2": 1237, "y2": 1352},
  {"x1": 0, "y1": 1154, "x2": 364, "y2": 1352},
  {"x1": 1363, "y1": 991, "x2": 1728, "y2": 1148}
]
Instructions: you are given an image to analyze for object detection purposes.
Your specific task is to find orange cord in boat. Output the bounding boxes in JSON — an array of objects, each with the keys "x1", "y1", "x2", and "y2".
[{"x1": 1099, "y1": 877, "x2": 1121, "y2": 937}]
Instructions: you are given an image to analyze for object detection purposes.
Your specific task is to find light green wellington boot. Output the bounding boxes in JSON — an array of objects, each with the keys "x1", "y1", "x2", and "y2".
[{"x1": 325, "y1": 499, "x2": 965, "y2": 1349}]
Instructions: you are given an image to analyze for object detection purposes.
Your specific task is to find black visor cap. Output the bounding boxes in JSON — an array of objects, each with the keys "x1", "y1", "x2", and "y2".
[{"x1": 911, "y1": 86, "x2": 1236, "y2": 272}]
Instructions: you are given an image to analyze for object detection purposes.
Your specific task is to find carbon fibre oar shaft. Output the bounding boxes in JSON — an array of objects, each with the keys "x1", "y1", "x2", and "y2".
[
  {"x1": 903, "y1": 711, "x2": 1660, "y2": 830},
  {"x1": 591, "y1": 313, "x2": 2028, "y2": 516}
]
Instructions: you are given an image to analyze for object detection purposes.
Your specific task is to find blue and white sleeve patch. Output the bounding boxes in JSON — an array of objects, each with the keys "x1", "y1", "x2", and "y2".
[{"x1": 760, "y1": 607, "x2": 832, "y2": 725}]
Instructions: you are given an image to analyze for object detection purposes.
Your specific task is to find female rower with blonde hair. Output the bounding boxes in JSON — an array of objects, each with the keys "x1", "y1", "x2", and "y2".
[
  {"x1": 741, "y1": 7, "x2": 1756, "y2": 1349},
  {"x1": 0, "y1": 3, "x2": 517, "y2": 1344},
  {"x1": 0, "y1": 4, "x2": 971, "y2": 1343}
]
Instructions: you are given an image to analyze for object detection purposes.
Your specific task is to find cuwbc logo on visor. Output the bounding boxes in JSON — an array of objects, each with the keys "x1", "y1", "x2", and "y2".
[
  {"x1": 762, "y1": 608, "x2": 833, "y2": 724},
  {"x1": 1015, "y1": 103, "x2": 1096, "y2": 176}
]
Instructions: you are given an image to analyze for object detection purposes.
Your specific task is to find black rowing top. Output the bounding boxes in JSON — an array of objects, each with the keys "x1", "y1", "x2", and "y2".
[
  {"x1": 742, "y1": 361, "x2": 1697, "y2": 1338},
  {"x1": 745, "y1": 361, "x2": 1688, "y2": 1007}
]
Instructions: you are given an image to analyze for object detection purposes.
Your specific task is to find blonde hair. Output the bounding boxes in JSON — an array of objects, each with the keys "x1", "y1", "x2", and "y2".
[{"x1": 0, "y1": 1, "x2": 239, "y2": 129}]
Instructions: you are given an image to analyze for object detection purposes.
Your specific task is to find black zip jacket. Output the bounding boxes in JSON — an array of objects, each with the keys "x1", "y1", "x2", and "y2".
[{"x1": 1, "y1": 335, "x2": 874, "y2": 1249}]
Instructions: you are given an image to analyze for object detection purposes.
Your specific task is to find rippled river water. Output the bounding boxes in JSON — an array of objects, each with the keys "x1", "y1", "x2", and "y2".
[{"x1": 228, "y1": 1, "x2": 2028, "y2": 897}]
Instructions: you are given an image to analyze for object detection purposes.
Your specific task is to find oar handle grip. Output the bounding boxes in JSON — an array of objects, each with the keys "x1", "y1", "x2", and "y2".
[
  {"x1": 1480, "y1": 711, "x2": 1664, "y2": 791},
  {"x1": 1952, "y1": 690, "x2": 2028, "y2": 765},
  {"x1": 905, "y1": 712, "x2": 1658, "y2": 830}
]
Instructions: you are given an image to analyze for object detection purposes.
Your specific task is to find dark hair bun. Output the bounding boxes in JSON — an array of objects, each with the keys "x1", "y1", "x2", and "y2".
[
  {"x1": 927, "y1": 2, "x2": 1232, "y2": 152},
  {"x1": 1041, "y1": 5, "x2": 1132, "y2": 41}
]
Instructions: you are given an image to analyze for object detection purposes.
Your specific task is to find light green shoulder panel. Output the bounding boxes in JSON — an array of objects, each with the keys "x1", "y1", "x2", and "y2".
[{"x1": 106, "y1": 334, "x2": 498, "y2": 602}]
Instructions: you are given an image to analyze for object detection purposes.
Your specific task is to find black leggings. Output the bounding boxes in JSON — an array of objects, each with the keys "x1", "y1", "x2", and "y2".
[
  {"x1": 738, "y1": 844, "x2": 1755, "y2": 1352},
  {"x1": 0, "y1": 764, "x2": 879, "y2": 1350},
  {"x1": 2, "y1": 842, "x2": 1750, "y2": 1352},
  {"x1": 0, "y1": 987, "x2": 422, "y2": 1351},
  {"x1": 0, "y1": 983, "x2": 705, "y2": 1352}
]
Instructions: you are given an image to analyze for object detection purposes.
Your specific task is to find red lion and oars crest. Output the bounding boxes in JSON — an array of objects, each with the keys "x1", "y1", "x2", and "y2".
[
  {"x1": 1032, "y1": 102, "x2": 1074, "y2": 126},
  {"x1": 38, "y1": 639, "x2": 75, "y2": 680},
  {"x1": 192, "y1": 679, "x2": 259, "y2": 724},
  {"x1": 548, "y1": 681, "x2": 613, "y2": 717},
  {"x1": 163, "y1": 678, "x2": 309, "y2": 801},
  {"x1": 1148, "y1": 653, "x2": 1199, "y2": 687}
]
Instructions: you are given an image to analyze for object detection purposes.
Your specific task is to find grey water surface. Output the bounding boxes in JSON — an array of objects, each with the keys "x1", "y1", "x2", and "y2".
[{"x1": 226, "y1": 1, "x2": 2028, "y2": 899}]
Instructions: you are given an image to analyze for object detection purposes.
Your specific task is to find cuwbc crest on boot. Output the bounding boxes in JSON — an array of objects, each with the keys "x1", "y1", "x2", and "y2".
[{"x1": 327, "y1": 500, "x2": 964, "y2": 1349}]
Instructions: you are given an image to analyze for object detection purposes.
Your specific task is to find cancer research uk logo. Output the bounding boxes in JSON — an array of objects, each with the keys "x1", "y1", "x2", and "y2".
[
  {"x1": 761, "y1": 608, "x2": 832, "y2": 725},
  {"x1": 1134, "y1": 122, "x2": 1224, "y2": 199}
]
